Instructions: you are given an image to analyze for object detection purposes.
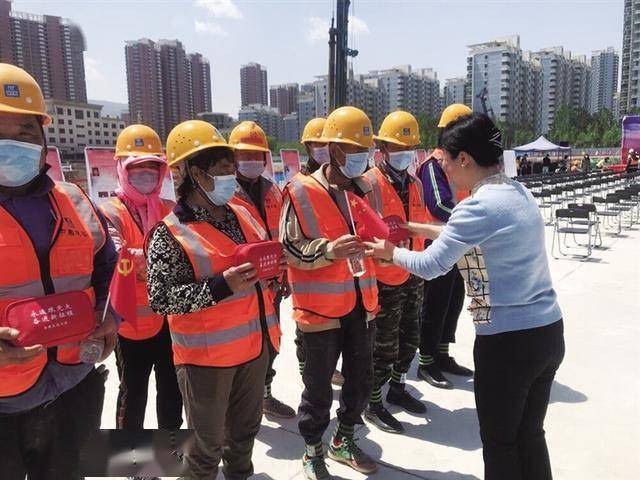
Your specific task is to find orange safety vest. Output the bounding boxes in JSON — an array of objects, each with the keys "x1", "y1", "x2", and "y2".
[
  {"x1": 0, "y1": 182, "x2": 106, "y2": 398},
  {"x1": 365, "y1": 167, "x2": 428, "y2": 286},
  {"x1": 159, "y1": 204, "x2": 280, "y2": 367},
  {"x1": 284, "y1": 174, "x2": 379, "y2": 326},
  {"x1": 99, "y1": 197, "x2": 174, "y2": 340},
  {"x1": 230, "y1": 177, "x2": 283, "y2": 240}
]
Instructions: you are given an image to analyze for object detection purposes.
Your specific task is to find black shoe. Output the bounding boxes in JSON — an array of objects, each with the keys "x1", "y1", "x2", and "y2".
[
  {"x1": 386, "y1": 386, "x2": 427, "y2": 414},
  {"x1": 364, "y1": 404, "x2": 404, "y2": 434},
  {"x1": 437, "y1": 355, "x2": 474, "y2": 377},
  {"x1": 417, "y1": 365, "x2": 454, "y2": 390}
]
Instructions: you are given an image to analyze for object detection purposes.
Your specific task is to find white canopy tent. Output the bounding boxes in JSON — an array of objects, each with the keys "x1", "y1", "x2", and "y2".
[{"x1": 514, "y1": 136, "x2": 571, "y2": 154}]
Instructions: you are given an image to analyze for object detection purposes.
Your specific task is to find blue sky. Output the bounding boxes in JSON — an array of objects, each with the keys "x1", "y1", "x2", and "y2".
[{"x1": 15, "y1": 0, "x2": 623, "y2": 116}]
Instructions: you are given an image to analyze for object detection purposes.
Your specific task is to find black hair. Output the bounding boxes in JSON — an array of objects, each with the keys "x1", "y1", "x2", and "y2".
[
  {"x1": 176, "y1": 147, "x2": 233, "y2": 199},
  {"x1": 438, "y1": 113, "x2": 503, "y2": 167}
]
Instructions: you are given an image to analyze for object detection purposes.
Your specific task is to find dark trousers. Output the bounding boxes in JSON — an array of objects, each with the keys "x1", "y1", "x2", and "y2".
[
  {"x1": 0, "y1": 367, "x2": 106, "y2": 480},
  {"x1": 265, "y1": 293, "x2": 282, "y2": 389},
  {"x1": 474, "y1": 320, "x2": 565, "y2": 480},
  {"x1": 372, "y1": 275, "x2": 423, "y2": 390},
  {"x1": 298, "y1": 304, "x2": 376, "y2": 445},
  {"x1": 420, "y1": 265, "x2": 465, "y2": 357},
  {"x1": 115, "y1": 320, "x2": 183, "y2": 430},
  {"x1": 176, "y1": 339, "x2": 269, "y2": 480}
]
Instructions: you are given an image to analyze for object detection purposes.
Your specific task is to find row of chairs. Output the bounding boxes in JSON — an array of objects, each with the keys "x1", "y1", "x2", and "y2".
[{"x1": 522, "y1": 171, "x2": 640, "y2": 259}]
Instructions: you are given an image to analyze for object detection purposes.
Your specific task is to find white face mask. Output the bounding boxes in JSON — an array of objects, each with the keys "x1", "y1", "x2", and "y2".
[
  {"x1": 0, "y1": 139, "x2": 43, "y2": 188},
  {"x1": 237, "y1": 160, "x2": 265, "y2": 179},
  {"x1": 311, "y1": 145, "x2": 330, "y2": 164},
  {"x1": 202, "y1": 173, "x2": 238, "y2": 206},
  {"x1": 128, "y1": 168, "x2": 160, "y2": 195},
  {"x1": 338, "y1": 148, "x2": 372, "y2": 179},
  {"x1": 387, "y1": 150, "x2": 416, "y2": 171}
]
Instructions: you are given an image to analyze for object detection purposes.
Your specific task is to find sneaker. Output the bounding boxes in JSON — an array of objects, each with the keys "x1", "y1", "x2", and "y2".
[
  {"x1": 417, "y1": 364, "x2": 454, "y2": 390},
  {"x1": 437, "y1": 355, "x2": 474, "y2": 377},
  {"x1": 386, "y1": 387, "x2": 427, "y2": 414},
  {"x1": 302, "y1": 454, "x2": 333, "y2": 480},
  {"x1": 263, "y1": 395, "x2": 296, "y2": 418},
  {"x1": 331, "y1": 370, "x2": 344, "y2": 386},
  {"x1": 364, "y1": 404, "x2": 404, "y2": 433},
  {"x1": 328, "y1": 436, "x2": 378, "y2": 474}
]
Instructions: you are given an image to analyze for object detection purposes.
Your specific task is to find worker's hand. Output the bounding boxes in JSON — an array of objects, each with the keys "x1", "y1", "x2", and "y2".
[
  {"x1": 327, "y1": 235, "x2": 365, "y2": 260},
  {"x1": 397, "y1": 239, "x2": 410, "y2": 249},
  {"x1": 224, "y1": 263, "x2": 259, "y2": 293},
  {"x1": 365, "y1": 237, "x2": 396, "y2": 261},
  {"x1": 88, "y1": 310, "x2": 118, "y2": 362},
  {"x1": 0, "y1": 327, "x2": 44, "y2": 367}
]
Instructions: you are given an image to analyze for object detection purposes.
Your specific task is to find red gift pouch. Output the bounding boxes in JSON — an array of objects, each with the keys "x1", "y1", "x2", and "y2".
[
  {"x1": 235, "y1": 241, "x2": 283, "y2": 280},
  {"x1": 383, "y1": 215, "x2": 410, "y2": 244},
  {"x1": 2, "y1": 291, "x2": 95, "y2": 348}
]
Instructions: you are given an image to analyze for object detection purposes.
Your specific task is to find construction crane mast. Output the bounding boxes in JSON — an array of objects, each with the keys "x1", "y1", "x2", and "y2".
[
  {"x1": 327, "y1": 0, "x2": 358, "y2": 112},
  {"x1": 476, "y1": 87, "x2": 496, "y2": 121}
]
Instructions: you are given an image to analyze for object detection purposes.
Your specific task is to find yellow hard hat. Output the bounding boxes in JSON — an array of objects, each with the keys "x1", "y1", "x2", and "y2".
[
  {"x1": 115, "y1": 124, "x2": 163, "y2": 158},
  {"x1": 0, "y1": 63, "x2": 51, "y2": 125},
  {"x1": 228, "y1": 121, "x2": 270, "y2": 152},
  {"x1": 320, "y1": 106, "x2": 374, "y2": 148},
  {"x1": 301, "y1": 117, "x2": 326, "y2": 144},
  {"x1": 374, "y1": 110, "x2": 420, "y2": 147},
  {"x1": 438, "y1": 103, "x2": 472, "y2": 128},
  {"x1": 166, "y1": 120, "x2": 231, "y2": 167}
]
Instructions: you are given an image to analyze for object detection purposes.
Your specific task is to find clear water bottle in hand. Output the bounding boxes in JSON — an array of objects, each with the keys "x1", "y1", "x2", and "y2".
[
  {"x1": 79, "y1": 337, "x2": 104, "y2": 364},
  {"x1": 348, "y1": 252, "x2": 366, "y2": 277}
]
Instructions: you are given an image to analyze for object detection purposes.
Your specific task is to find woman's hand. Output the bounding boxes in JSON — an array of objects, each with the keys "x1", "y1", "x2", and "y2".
[
  {"x1": 364, "y1": 237, "x2": 397, "y2": 261},
  {"x1": 223, "y1": 263, "x2": 259, "y2": 293},
  {"x1": 402, "y1": 222, "x2": 444, "y2": 240}
]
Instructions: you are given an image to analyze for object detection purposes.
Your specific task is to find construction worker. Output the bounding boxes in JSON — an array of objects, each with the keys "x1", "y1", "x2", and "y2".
[
  {"x1": 416, "y1": 104, "x2": 474, "y2": 390},
  {"x1": 228, "y1": 120, "x2": 295, "y2": 419},
  {"x1": 146, "y1": 120, "x2": 283, "y2": 479},
  {"x1": 361, "y1": 111, "x2": 428, "y2": 433},
  {"x1": 99, "y1": 125, "x2": 182, "y2": 431},
  {"x1": 281, "y1": 106, "x2": 379, "y2": 479},
  {"x1": 0, "y1": 63, "x2": 118, "y2": 478},
  {"x1": 301, "y1": 117, "x2": 329, "y2": 175}
]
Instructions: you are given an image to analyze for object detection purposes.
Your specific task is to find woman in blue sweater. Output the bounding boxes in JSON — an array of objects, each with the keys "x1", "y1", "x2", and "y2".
[{"x1": 366, "y1": 113, "x2": 564, "y2": 480}]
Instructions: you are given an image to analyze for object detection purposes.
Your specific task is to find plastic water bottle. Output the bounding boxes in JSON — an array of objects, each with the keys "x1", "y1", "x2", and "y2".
[
  {"x1": 79, "y1": 337, "x2": 104, "y2": 364},
  {"x1": 347, "y1": 252, "x2": 366, "y2": 277}
]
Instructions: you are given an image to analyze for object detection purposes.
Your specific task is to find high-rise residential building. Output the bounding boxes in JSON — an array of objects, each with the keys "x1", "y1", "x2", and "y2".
[
  {"x1": 238, "y1": 104, "x2": 284, "y2": 140},
  {"x1": 283, "y1": 113, "x2": 300, "y2": 143},
  {"x1": 197, "y1": 112, "x2": 236, "y2": 135},
  {"x1": 270, "y1": 83, "x2": 299, "y2": 115},
  {"x1": 313, "y1": 74, "x2": 387, "y2": 130},
  {"x1": 533, "y1": 46, "x2": 577, "y2": 133},
  {"x1": 570, "y1": 55, "x2": 591, "y2": 111},
  {"x1": 467, "y1": 36, "x2": 541, "y2": 129},
  {"x1": 621, "y1": 0, "x2": 640, "y2": 113},
  {"x1": 240, "y1": 62, "x2": 268, "y2": 106},
  {"x1": 443, "y1": 77, "x2": 467, "y2": 107},
  {"x1": 365, "y1": 65, "x2": 441, "y2": 119},
  {"x1": 125, "y1": 38, "x2": 212, "y2": 140},
  {"x1": 0, "y1": 0, "x2": 87, "y2": 102},
  {"x1": 44, "y1": 99, "x2": 125, "y2": 158},
  {"x1": 297, "y1": 92, "x2": 316, "y2": 134},
  {"x1": 590, "y1": 47, "x2": 619, "y2": 114}
]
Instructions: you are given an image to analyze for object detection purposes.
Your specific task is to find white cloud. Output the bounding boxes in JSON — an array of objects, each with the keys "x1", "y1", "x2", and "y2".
[
  {"x1": 194, "y1": 0, "x2": 242, "y2": 19},
  {"x1": 349, "y1": 15, "x2": 370, "y2": 35},
  {"x1": 194, "y1": 19, "x2": 228, "y2": 36},
  {"x1": 306, "y1": 15, "x2": 370, "y2": 43},
  {"x1": 84, "y1": 56, "x2": 104, "y2": 81},
  {"x1": 306, "y1": 16, "x2": 330, "y2": 43}
]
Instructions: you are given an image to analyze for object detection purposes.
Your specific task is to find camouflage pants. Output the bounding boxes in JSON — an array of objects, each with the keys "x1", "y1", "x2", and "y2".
[{"x1": 372, "y1": 274, "x2": 424, "y2": 391}]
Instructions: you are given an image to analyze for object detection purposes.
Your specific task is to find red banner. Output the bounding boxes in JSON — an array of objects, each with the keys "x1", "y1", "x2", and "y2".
[{"x1": 46, "y1": 146, "x2": 65, "y2": 182}]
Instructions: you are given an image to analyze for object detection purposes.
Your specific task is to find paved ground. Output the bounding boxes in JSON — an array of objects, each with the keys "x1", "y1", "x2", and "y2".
[{"x1": 96, "y1": 219, "x2": 640, "y2": 480}]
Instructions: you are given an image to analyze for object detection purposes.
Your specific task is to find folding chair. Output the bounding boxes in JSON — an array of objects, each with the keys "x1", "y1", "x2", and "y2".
[
  {"x1": 551, "y1": 208, "x2": 595, "y2": 259},
  {"x1": 568, "y1": 203, "x2": 603, "y2": 247},
  {"x1": 592, "y1": 196, "x2": 622, "y2": 235}
]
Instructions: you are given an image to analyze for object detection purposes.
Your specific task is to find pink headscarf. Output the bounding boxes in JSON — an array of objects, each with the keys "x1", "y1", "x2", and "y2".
[{"x1": 115, "y1": 155, "x2": 168, "y2": 234}]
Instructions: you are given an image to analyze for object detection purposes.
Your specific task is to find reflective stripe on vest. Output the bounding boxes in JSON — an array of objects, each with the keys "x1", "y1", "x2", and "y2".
[
  {"x1": 284, "y1": 175, "x2": 378, "y2": 324},
  {"x1": 230, "y1": 178, "x2": 283, "y2": 240},
  {"x1": 365, "y1": 167, "x2": 428, "y2": 286},
  {"x1": 0, "y1": 182, "x2": 104, "y2": 397},
  {"x1": 99, "y1": 197, "x2": 172, "y2": 340},
  {"x1": 162, "y1": 204, "x2": 281, "y2": 367}
]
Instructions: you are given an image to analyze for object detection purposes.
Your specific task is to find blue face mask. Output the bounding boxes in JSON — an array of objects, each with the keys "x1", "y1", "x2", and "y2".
[
  {"x1": 339, "y1": 149, "x2": 371, "y2": 179},
  {"x1": 0, "y1": 139, "x2": 43, "y2": 188},
  {"x1": 202, "y1": 173, "x2": 237, "y2": 206},
  {"x1": 387, "y1": 150, "x2": 416, "y2": 171}
]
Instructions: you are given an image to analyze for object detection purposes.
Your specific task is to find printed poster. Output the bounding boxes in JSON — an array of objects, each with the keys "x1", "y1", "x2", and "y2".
[
  {"x1": 84, "y1": 147, "x2": 175, "y2": 207},
  {"x1": 373, "y1": 149, "x2": 383, "y2": 167},
  {"x1": 621, "y1": 115, "x2": 640, "y2": 166},
  {"x1": 280, "y1": 149, "x2": 301, "y2": 184},
  {"x1": 46, "y1": 146, "x2": 65, "y2": 182}
]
